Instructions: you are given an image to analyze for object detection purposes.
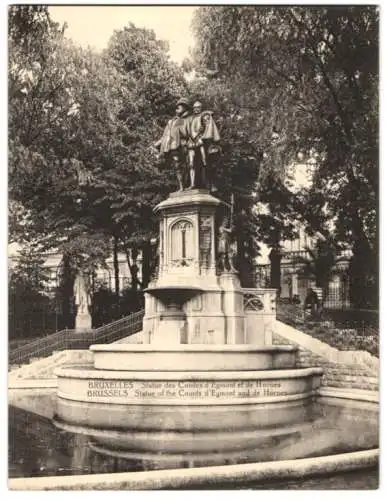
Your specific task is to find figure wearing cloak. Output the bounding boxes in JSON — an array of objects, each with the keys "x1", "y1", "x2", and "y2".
[
  {"x1": 155, "y1": 98, "x2": 191, "y2": 191},
  {"x1": 201, "y1": 111, "x2": 221, "y2": 146},
  {"x1": 187, "y1": 101, "x2": 221, "y2": 189},
  {"x1": 157, "y1": 114, "x2": 190, "y2": 154}
]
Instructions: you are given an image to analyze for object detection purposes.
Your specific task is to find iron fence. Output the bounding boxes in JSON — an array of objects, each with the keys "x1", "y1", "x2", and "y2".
[{"x1": 9, "y1": 309, "x2": 145, "y2": 366}]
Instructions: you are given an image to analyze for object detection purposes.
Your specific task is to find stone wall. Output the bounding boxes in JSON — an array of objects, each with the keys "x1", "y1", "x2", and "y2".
[
  {"x1": 273, "y1": 321, "x2": 378, "y2": 391},
  {"x1": 8, "y1": 350, "x2": 93, "y2": 382}
]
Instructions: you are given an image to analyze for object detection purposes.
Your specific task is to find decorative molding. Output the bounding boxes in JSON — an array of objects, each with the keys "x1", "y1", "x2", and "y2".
[
  {"x1": 242, "y1": 289, "x2": 276, "y2": 314},
  {"x1": 243, "y1": 292, "x2": 264, "y2": 311}
]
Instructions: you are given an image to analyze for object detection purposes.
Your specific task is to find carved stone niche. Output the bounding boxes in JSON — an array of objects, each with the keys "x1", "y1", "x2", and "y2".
[{"x1": 169, "y1": 218, "x2": 195, "y2": 268}]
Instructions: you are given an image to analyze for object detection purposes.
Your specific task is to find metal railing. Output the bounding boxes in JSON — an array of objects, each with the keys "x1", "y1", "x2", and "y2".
[{"x1": 9, "y1": 309, "x2": 145, "y2": 367}]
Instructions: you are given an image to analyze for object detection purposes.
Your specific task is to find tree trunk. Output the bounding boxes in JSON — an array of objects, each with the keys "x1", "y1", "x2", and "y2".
[
  {"x1": 141, "y1": 241, "x2": 152, "y2": 289},
  {"x1": 130, "y1": 247, "x2": 139, "y2": 291},
  {"x1": 113, "y1": 235, "x2": 120, "y2": 299},
  {"x1": 61, "y1": 253, "x2": 75, "y2": 329},
  {"x1": 269, "y1": 248, "x2": 282, "y2": 296},
  {"x1": 346, "y1": 204, "x2": 378, "y2": 309},
  {"x1": 236, "y1": 232, "x2": 256, "y2": 288},
  {"x1": 349, "y1": 238, "x2": 378, "y2": 309}
]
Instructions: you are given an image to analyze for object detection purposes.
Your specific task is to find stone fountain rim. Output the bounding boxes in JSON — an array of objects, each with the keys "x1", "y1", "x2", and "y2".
[
  {"x1": 9, "y1": 448, "x2": 378, "y2": 491},
  {"x1": 52, "y1": 418, "x2": 313, "y2": 441},
  {"x1": 89, "y1": 344, "x2": 298, "y2": 353},
  {"x1": 54, "y1": 366, "x2": 324, "y2": 379}
]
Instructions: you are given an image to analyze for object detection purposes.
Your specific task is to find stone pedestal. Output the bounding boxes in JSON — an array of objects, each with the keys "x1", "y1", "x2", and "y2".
[
  {"x1": 184, "y1": 288, "x2": 226, "y2": 344},
  {"x1": 150, "y1": 303, "x2": 187, "y2": 345},
  {"x1": 144, "y1": 188, "x2": 244, "y2": 346},
  {"x1": 155, "y1": 189, "x2": 220, "y2": 287},
  {"x1": 218, "y1": 272, "x2": 245, "y2": 344},
  {"x1": 75, "y1": 312, "x2": 92, "y2": 331},
  {"x1": 150, "y1": 317, "x2": 186, "y2": 345}
]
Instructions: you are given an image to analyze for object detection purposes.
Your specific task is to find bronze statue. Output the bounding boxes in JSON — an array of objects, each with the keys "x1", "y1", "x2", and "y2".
[
  {"x1": 154, "y1": 98, "x2": 221, "y2": 191},
  {"x1": 187, "y1": 101, "x2": 207, "y2": 188},
  {"x1": 187, "y1": 101, "x2": 221, "y2": 190},
  {"x1": 154, "y1": 98, "x2": 191, "y2": 191}
]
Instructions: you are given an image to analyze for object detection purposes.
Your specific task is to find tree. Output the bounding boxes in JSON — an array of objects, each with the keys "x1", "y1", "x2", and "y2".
[
  {"x1": 9, "y1": 7, "x2": 116, "y2": 324},
  {"x1": 101, "y1": 24, "x2": 188, "y2": 288},
  {"x1": 9, "y1": 245, "x2": 49, "y2": 293},
  {"x1": 9, "y1": 245, "x2": 51, "y2": 339},
  {"x1": 295, "y1": 239, "x2": 347, "y2": 301},
  {"x1": 8, "y1": 11, "x2": 191, "y2": 322},
  {"x1": 9, "y1": 5, "x2": 94, "y2": 254},
  {"x1": 191, "y1": 6, "x2": 378, "y2": 302},
  {"x1": 9, "y1": 5, "x2": 74, "y2": 179},
  {"x1": 185, "y1": 78, "x2": 263, "y2": 286}
]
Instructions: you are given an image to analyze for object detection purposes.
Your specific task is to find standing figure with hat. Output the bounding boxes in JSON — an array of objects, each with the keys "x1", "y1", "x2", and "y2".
[
  {"x1": 154, "y1": 97, "x2": 191, "y2": 191},
  {"x1": 187, "y1": 101, "x2": 221, "y2": 190}
]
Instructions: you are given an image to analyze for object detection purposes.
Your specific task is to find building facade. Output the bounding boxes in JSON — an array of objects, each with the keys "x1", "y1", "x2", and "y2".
[
  {"x1": 256, "y1": 225, "x2": 351, "y2": 309},
  {"x1": 9, "y1": 245, "x2": 142, "y2": 297}
]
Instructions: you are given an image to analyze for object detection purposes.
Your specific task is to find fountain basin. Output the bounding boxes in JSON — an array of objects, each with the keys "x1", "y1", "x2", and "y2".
[
  {"x1": 55, "y1": 396, "x2": 317, "y2": 431},
  {"x1": 51, "y1": 391, "x2": 377, "y2": 462},
  {"x1": 89, "y1": 344, "x2": 298, "y2": 371},
  {"x1": 55, "y1": 366, "x2": 323, "y2": 405},
  {"x1": 54, "y1": 364, "x2": 323, "y2": 434},
  {"x1": 144, "y1": 285, "x2": 203, "y2": 304},
  {"x1": 9, "y1": 390, "x2": 378, "y2": 489},
  {"x1": 53, "y1": 418, "x2": 313, "y2": 455}
]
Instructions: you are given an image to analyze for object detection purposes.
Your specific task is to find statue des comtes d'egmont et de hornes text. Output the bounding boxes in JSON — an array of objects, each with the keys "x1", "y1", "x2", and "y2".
[{"x1": 154, "y1": 98, "x2": 221, "y2": 191}]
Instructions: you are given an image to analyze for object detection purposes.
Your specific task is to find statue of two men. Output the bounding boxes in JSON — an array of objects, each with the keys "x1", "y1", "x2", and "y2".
[{"x1": 154, "y1": 98, "x2": 221, "y2": 191}]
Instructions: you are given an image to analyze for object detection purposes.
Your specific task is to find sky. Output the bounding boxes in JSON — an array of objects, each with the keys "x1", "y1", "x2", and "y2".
[{"x1": 49, "y1": 5, "x2": 197, "y2": 63}]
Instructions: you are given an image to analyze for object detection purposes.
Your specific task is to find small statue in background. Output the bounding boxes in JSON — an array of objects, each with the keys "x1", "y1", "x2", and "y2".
[{"x1": 73, "y1": 269, "x2": 92, "y2": 315}]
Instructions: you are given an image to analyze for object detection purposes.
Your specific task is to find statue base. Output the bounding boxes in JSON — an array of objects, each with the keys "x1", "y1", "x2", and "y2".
[
  {"x1": 75, "y1": 312, "x2": 92, "y2": 331},
  {"x1": 142, "y1": 188, "x2": 245, "y2": 345}
]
